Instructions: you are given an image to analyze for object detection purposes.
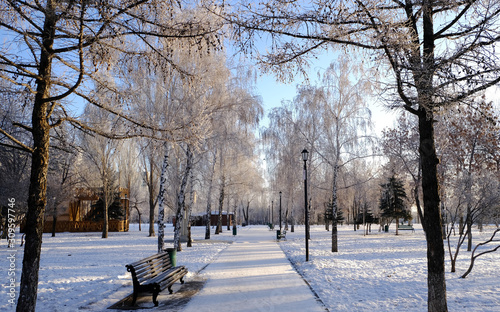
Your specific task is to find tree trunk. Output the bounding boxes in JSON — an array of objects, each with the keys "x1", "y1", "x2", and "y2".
[
  {"x1": 187, "y1": 163, "x2": 195, "y2": 247},
  {"x1": 148, "y1": 160, "x2": 156, "y2": 237},
  {"x1": 245, "y1": 201, "x2": 250, "y2": 225},
  {"x1": 418, "y1": 109, "x2": 447, "y2": 312},
  {"x1": 19, "y1": 110, "x2": 50, "y2": 312},
  {"x1": 242, "y1": 201, "x2": 248, "y2": 225},
  {"x1": 466, "y1": 208, "x2": 473, "y2": 251},
  {"x1": 157, "y1": 146, "x2": 169, "y2": 253},
  {"x1": 17, "y1": 8, "x2": 55, "y2": 310},
  {"x1": 174, "y1": 145, "x2": 193, "y2": 251},
  {"x1": 227, "y1": 199, "x2": 233, "y2": 231},
  {"x1": 215, "y1": 176, "x2": 225, "y2": 234},
  {"x1": 331, "y1": 163, "x2": 339, "y2": 252},
  {"x1": 132, "y1": 206, "x2": 142, "y2": 231},
  {"x1": 102, "y1": 179, "x2": 109, "y2": 239},
  {"x1": 205, "y1": 150, "x2": 217, "y2": 239},
  {"x1": 51, "y1": 215, "x2": 57, "y2": 237},
  {"x1": 285, "y1": 207, "x2": 289, "y2": 231}
]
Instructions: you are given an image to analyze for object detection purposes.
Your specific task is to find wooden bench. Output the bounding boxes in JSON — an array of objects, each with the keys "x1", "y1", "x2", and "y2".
[
  {"x1": 398, "y1": 224, "x2": 415, "y2": 232},
  {"x1": 126, "y1": 252, "x2": 188, "y2": 306}
]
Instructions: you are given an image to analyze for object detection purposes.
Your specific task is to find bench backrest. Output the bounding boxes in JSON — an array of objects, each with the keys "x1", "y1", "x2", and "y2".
[{"x1": 126, "y1": 252, "x2": 173, "y2": 286}]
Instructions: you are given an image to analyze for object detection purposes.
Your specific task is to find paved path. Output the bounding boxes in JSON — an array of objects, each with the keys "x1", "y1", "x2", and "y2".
[{"x1": 181, "y1": 227, "x2": 326, "y2": 312}]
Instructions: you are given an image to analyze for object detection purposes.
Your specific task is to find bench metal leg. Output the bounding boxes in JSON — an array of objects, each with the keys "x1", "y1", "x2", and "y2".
[
  {"x1": 131, "y1": 291, "x2": 138, "y2": 306},
  {"x1": 152, "y1": 291, "x2": 159, "y2": 306},
  {"x1": 152, "y1": 285, "x2": 161, "y2": 306}
]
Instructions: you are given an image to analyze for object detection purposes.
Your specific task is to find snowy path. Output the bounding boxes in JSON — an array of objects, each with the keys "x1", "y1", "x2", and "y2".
[{"x1": 180, "y1": 227, "x2": 326, "y2": 312}]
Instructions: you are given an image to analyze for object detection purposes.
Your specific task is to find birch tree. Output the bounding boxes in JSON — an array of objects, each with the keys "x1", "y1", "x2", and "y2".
[
  {"x1": 265, "y1": 57, "x2": 373, "y2": 251},
  {"x1": 223, "y1": 1, "x2": 500, "y2": 310},
  {"x1": 157, "y1": 143, "x2": 169, "y2": 253},
  {"x1": 173, "y1": 144, "x2": 193, "y2": 251},
  {"x1": 204, "y1": 147, "x2": 217, "y2": 239},
  {"x1": 138, "y1": 140, "x2": 161, "y2": 237},
  {"x1": 312, "y1": 60, "x2": 373, "y2": 252},
  {"x1": 0, "y1": 2, "x2": 223, "y2": 310}
]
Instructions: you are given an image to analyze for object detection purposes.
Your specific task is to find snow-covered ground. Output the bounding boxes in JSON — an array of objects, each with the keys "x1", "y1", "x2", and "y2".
[
  {"x1": 1, "y1": 224, "x2": 499, "y2": 311},
  {"x1": 281, "y1": 224, "x2": 500, "y2": 312}
]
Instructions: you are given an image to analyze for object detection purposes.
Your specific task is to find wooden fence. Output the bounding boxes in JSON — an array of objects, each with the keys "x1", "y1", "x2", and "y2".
[{"x1": 41, "y1": 220, "x2": 129, "y2": 233}]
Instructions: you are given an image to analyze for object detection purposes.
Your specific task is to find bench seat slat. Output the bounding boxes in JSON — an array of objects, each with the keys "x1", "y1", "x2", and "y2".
[{"x1": 126, "y1": 252, "x2": 188, "y2": 307}]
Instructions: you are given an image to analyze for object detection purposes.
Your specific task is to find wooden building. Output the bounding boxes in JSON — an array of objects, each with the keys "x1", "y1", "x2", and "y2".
[
  {"x1": 40, "y1": 187, "x2": 130, "y2": 233},
  {"x1": 188, "y1": 211, "x2": 234, "y2": 227}
]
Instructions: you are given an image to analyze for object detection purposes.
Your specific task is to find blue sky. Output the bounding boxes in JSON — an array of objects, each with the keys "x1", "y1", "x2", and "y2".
[{"x1": 251, "y1": 52, "x2": 400, "y2": 135}]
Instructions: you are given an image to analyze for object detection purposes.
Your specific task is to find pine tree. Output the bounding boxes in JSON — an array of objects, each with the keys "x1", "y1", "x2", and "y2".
[
  {"x1": 379, "y1": 175, "x2": 411, "y2": 227},
  {"x1": 325, "y1": 199, "x2": 345, "y2": 224}
]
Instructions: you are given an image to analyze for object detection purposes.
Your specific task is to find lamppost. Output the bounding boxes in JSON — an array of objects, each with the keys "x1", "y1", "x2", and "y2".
[
  {"x1": 279, "y1": 191, "x2": 282, "y2": 234},
  {"x1": 302, "y1": 149, "x2": 309, "y2": 261},
  {"x1": 271, "y1": 200, "x2": 274, "y2": 229}
]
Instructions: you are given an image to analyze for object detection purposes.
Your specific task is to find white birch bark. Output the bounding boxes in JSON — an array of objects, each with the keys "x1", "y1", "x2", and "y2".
[
  {"x1": 187, "y1": 161, "x2": 195, "y2": 247},
  {"x1": 205, "y1": 149, "x2": 217, "y2": 239},
  {"x1": 157, "y1": 144, "x2": 169, "y2": 253},
  {"x1": 215, "y1": 174, "x2": 225, "y2": 235},
  {"x1": 173, "y1": 145, "x2": 193, "y2": 251}
]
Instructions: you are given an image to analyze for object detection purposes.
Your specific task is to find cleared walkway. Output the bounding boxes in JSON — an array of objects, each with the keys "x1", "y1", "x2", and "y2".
[{"x1": 181, "y1": 226, "x2": 326, "y2": 312}]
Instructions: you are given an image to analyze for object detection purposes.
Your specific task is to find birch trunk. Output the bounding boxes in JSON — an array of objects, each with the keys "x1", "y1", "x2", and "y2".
[
  {"x1": 157, "y1": 145, "x2": 169, "y2": 253},
  {"x1": 205, "y1": 150, "x2": 217, "y2": 239},
  {"x1": 187, "y1": 163, "x2": 195, "y2": 247},
  {"x1": 215, "y1": 174, "x2": 225, "y2": 234},
  {"x1": 173, "y1": 145, "x2": 193, "y2": 251}
]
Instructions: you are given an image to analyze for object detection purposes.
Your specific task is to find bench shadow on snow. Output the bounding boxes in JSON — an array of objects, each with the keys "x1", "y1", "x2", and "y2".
[{"x1": 108, "y1": 276, "x2": 206, "y2": 311}]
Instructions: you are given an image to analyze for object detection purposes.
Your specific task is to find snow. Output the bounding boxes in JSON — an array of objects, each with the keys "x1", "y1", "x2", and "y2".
[
  {"x1": 181, "y1": 227, "x2": 324, "y2": 312},
  {"x1": 1, "y1": 224, "x2": 499, "y2": 311}
]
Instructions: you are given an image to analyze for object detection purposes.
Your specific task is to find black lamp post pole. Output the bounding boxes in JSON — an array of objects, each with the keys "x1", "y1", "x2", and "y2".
[
  {"x1": 302, "y1": 149, "x2": 309, "y2": 262},
  {"x1": 279, "y1": 191, "x2": 282, "y2": 234}
]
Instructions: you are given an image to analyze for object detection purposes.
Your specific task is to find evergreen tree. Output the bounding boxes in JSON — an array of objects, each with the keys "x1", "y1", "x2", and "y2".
[
  {"x1": 325, "y1": 199, "x2": 345, "y2": 224},
  {"x1": 379, "y1": 175, "x2": 411, "y2": 225}
]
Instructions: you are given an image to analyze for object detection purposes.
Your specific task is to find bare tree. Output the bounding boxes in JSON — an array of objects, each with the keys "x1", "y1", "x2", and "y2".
[
  {"x1": 223, "y1": 1, "x2": 500, "y2": 310},
  {"x1": 46, "y1": 125, "x2": 79, "y2": 237},
  {"x1": 381, "y1": 115, "x2": 423, "y2": 223},
  {"x1": 264, "y1": 57, "x2": 374, "y2": 251},
  {"x1": 173, "y1": 144, "x2": 193, "y2": 251},
  {"x1": 461, "y1": 229, "x2": 500, "y2": 279},
  {"x1": 311, "y1": 59, "x2": 373, "y2": 252},
  {"x1": 139, "y1": 140, "x2": 161, "y2": 237},
  {"x1": 0, "y1": 84, "x2": 31, "y2": 235},
  {"x1": 442, "y1": 100, "x2": 500, "y2": 250},
  {"x1": 0, "y1": 2, "x2": 223, "y2": 310},
  {"x1": 78, "y1": 105, "x2": 122, "y2": 239},
  {"x1": 204, "y1": 147, "x2": 217, "y2": 239}
]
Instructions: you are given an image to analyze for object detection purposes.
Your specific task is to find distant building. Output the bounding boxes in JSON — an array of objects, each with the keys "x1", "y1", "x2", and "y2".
[
  {"x1": 23, "y1": 187, "x2": 130, "y2": 233},
  {"x1": 176, "y1": 211, "x2": 234, "y2": 227}
]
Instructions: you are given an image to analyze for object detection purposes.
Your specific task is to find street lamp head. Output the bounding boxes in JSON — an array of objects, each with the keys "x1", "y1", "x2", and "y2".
[
  {"x1": 301, "y1": 149, "x2": 309, "y2": 161},
  {"x1": 279, "y1": 191, "x2": 282, "y2": 196}
]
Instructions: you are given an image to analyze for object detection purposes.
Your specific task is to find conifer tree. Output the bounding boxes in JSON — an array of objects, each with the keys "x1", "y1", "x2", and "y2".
[{"x1": 379, "y1": 176, "x2": 411, "y2": 231}]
